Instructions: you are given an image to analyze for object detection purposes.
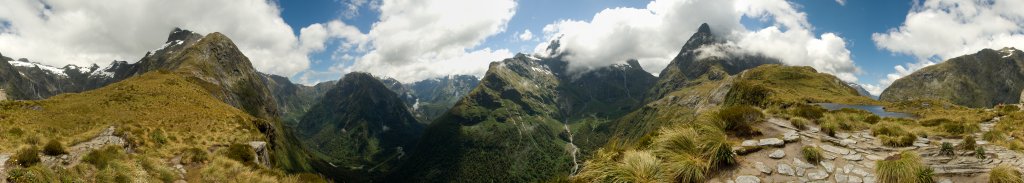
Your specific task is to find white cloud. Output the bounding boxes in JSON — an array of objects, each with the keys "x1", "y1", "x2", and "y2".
[
  {"x1": 518, "y1": 30, "x2": 534, "y2": 41},
  {"x1": 0, "y1": 0, "x2": 337, "y2": 77},
  {"x1": 537, "y1": 0, "x2": 862, "y2": 82},
  {"x1": 835, "y1": 0, "x2": 846, "y2": 6},
  {"x1": 341, "y1": 0, "x2": 517, "y2": 83},
  {"x1": 860, "y1": 84, "x2": 884, "y2": 96},
  {"x1": 872, "y1": 0, "x2": 1024, "y2": 90}
]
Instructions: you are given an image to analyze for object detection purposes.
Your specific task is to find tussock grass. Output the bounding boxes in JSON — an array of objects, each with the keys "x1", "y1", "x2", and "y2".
[
  {"x1": 716, "y1": 105, "x2": 764, "y2": 136},
  {"x1": 802, "y1": 145, "x2": 823, "y2": 163},
  {"x1": 990, "y1": 164, "x2": 1024, "y2": 183},
  {"x1": 790, "y1": 117, "x2": 810, "y2": 130},
  {"x1": 939, "y1": 142, "x2": 955, "y2": 156},
  {"x1": 872, "y1": 122, "x2": 917, "y2": 147},
  {"x1": 876, "y1": 151, "x2": 934, "y2": 183},
  {"x1": 43, "y1": 139, "x2": 67, "y2": 156},
  {"x1": 962, "y1": 135, "x2": 976, "y2": 150}
]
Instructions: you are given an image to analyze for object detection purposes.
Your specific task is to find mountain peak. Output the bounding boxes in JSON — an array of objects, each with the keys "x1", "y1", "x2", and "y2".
[
  {"x1": 166, "y1": 27, "x2": 201, "y2": 44},
  {"x1": 697, "y1": 23, "x2": 711, "y2": 34}
]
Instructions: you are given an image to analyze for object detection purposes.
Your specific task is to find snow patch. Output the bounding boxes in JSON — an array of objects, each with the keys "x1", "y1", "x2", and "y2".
[
  {"x1": 149, "y1": 40, "x2": 185, "y2": 54},
  {"x1": 530, "y1": 65, "x2": 553, "y2": 75},
  {"x1": 9, "y1": 60, "x2": 68, "y2": 77}
]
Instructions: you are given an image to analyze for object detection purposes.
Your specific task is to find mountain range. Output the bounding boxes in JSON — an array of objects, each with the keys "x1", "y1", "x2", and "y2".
[{"x1": 2, "y1": 22, "x2": 1023, "y2": 183}]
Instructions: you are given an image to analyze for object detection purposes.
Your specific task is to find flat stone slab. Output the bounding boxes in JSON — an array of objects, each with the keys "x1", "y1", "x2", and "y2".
[
  {"x1": 742, "y1": 140, "x2": 759, "y2": 147},
  {"x1": 784, "y1": 131, "x2": 801, "y2": 142},
  {"x1": 821, "y1": 161, "x2": 835, "y2": 173},
  {"x1": 778, "y1": 163, "x2": 795, "y2": 176},
  {"x1": 822, "y1": 144, "x2": 852, "y2": 155},
  {"x1": 794, "y1": 158, "x2": 816, "y2": 169},
  {"x1": 755, "y1": 161, "x2": 772, "y2": 174},
  {"x1": 759, "y1": 138, "x2": 785, "y2": 147},
  {"x1": 736, "y1": 175, "x2": 761, "y2": 183},
  {"x1": 769, "y1": 149, "x2": 786, "y2": 159},
  {"x1": 844, "y1": 154, "x2": 864, "y2": 161},
  {"x1": 807, "y1": 170, "x2": 829, "y2": 180}
]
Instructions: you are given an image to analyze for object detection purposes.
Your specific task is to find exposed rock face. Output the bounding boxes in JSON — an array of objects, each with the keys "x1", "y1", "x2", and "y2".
[
  {"x1": 263, "y1": 74, "x2": 336, "y2": 124},
  {"x1": 881, "y1": 47, "x2": 1024, "y2": 108}
]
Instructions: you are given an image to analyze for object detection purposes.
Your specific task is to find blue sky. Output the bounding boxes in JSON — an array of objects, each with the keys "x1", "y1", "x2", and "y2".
[{"x1": 277, "y1": 0, "x2": 919, "y2": 93}]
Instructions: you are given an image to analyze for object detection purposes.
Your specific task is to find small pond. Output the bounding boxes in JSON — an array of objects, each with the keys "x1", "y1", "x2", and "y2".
[{"x1": 815, "y1": 103, "x2": 915, "y2": 119}]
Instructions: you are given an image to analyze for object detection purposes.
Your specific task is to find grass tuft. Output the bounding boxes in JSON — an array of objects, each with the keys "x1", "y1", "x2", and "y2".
[
  {"x1": 990, "y1": 164, "x2": 1024, "y2": 183},
  {"x1": 43, "y1": 139, "x2": 68, "y2": 156},
  {"x1": 802, "y1": 145, "x2": 823, "y2": 163},
  {"x1": 716, "y1": 105, "x2": 764, "y2": 136},
  {"x1": 876, "y1": 151, "x2": 934, "y2": 183},
  {"x1": 10, "y1": 146, "x2": 41, "y2": 167}
]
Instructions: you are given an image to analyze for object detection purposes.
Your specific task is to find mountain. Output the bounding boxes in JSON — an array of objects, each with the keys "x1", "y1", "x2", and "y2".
[
  {"x1": 880, "y1": 47, "x2": 1024, "y2": 108},
  {"x1": 264, "y1": 74, "x2": 336, "y2": 124},
  {"x1": 846, "y1": 82, "x2": 874, "y2": 98},
  {"x1": 0, "y1": 53, "x2": 119, "y2": 100},
  {"x1": 389, "y1": 44, "x2": 657, "y2": 181},
  {"x1": 647, "y1": 23, "x2": 781, "y2": 101},
  {"x1": 405, "y1": 75, "x2": 480, "y2": 122},
  {"x1": 296, "y1": 72, "x2": 424, "y2": 180}
]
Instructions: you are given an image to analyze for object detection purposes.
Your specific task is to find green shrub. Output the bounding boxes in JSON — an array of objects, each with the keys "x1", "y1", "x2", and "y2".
[
  {"x1": 802, "y1": 146, "x2": 823, "y2": 163},
  {"x1": 11, "y1": 146, "x2": 41, "y2": 167},
  {"x1": 83, "y1": 145, "x2": 126, "y2": 169},
  {"x1": 790, "y1": 104, "x2": 826, "y2": 120},
  {"x1": 990, "y1": 164, "x2": 1024, "y2": 183},
  {"x1": 939, "y1": 142, "x2": 955, "y2": 156},
  {"x1": 790, "y1": 117, "x2": 809, "y2": 130},
  {"x1": 7, "y1": 127, "x2": 25, "y2": 136},
  {"x1": 151, "y1": 129, "x2": 168, "y2": 145},
  {"x1": 976, "y1": 146, "x2": 987, "y2": 159},
  {"x1": 876, "y1": 151, "x2": 934, "y2": 183},
  {"x1": 962, "y1": 135, "x2": 976, "y2": 151},
  {"x1": 716, "y1": 105, "x2": 764, "y2": 136},
  {"x1": 43, "y1": 139, "x2": 68, "y2": 156},
  {"x1": 224, "y1": 143, "x2": 256, "y2": 165},
  {"x1": 999, "y1": 105, "x2": 1021, "y2": 115}
]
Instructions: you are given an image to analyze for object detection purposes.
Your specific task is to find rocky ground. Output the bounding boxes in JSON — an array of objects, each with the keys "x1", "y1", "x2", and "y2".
[{"x1": 716, "y1": 116, "x2": 1024, "y2": 183}]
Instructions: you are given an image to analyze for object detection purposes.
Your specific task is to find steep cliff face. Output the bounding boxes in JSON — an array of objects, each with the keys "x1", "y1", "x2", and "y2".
[{"x1": 881, "y1": 48, "x2": 1024, "y2": 108}]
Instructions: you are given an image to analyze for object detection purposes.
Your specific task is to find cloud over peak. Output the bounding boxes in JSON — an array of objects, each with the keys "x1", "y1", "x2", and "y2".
[{"x1": 536, "y1": 0, "x2": 862, "y2": 82}]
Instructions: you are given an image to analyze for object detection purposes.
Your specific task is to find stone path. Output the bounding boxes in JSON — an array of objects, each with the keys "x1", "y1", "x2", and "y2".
[
  {"x1": 40, "y1": 126, "x2": 128, "y2": 168},
  {"x1": 0, "y1": 153, "x2": 9, "y2": 182},
  {"x1": 724, "y1": 116, "x2": 1024, "y2": 183}
]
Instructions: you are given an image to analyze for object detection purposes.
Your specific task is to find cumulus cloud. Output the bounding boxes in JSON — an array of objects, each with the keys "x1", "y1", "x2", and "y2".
[
  {"x1": 341, "y1": 0, "x2": 517, "y2": 83},
  {"x1": 835, "y1": 0, "x2": 846, "y2": 6},
  {"x1": 873, "y1": 0, "x2": 1024, "y2": 88},
  {"x1": 518, "y1": 30, "x2": 534, "y2": 41},
  {"x1": 0, "y1": 0, "x2": 336, "y2": 77},
  {"x1": 537, "y1": 0, "x2": 862, "y2": 82}
]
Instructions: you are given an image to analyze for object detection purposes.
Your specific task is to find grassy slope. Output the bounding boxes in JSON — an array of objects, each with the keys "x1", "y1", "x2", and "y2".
[
  {"x1": 0, "y1": 72, "x2": 323, "y2": 182},
  {"x1": 0, "y1": 72, "x2": 263, "y2": 154}
]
